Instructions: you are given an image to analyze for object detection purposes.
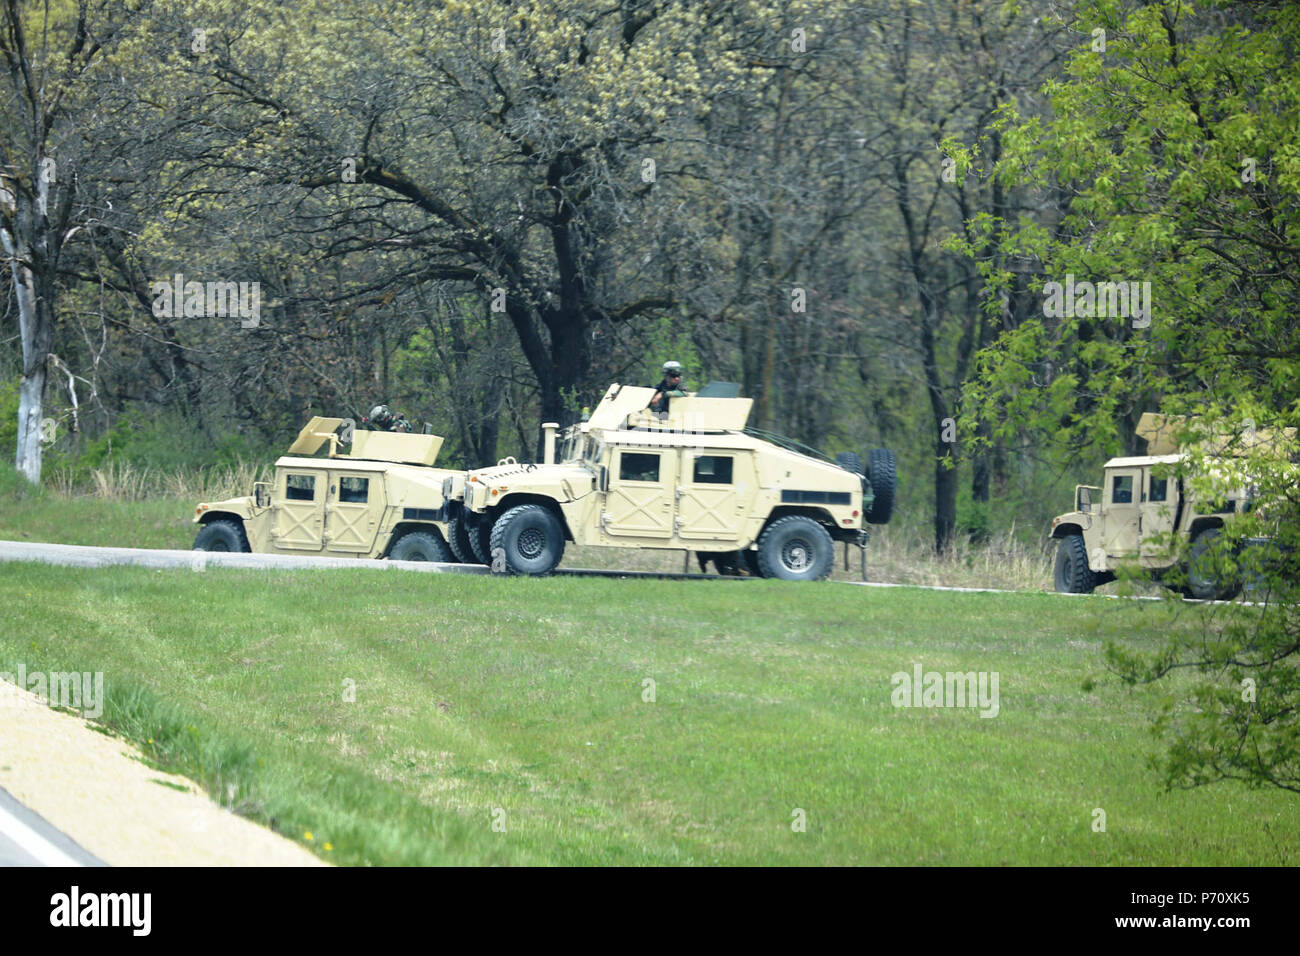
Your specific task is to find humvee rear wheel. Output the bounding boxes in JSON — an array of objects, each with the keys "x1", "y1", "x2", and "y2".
[
  {"x1": 836, "y1": 451, "x2": 863, "y2": 475},
  {"x1": 756, "y1": 516, "x2": 834, "y2": 581},
  {"x1": 193, "y1": 519, "x2": 250, "y2": 553},
  {"x1": 467, "y1": 513, "x2": 493, "y2": 565},
  {"x1": 489, "y1": 504, "x2": 565, "y2": 575},
  {"x1": 866, "y1": 448, "x2": 896, "y2": 525},
  {"x1": 446, "y1": 511, "x2": 475, "y2": 563},
  {"x1": 389, "y1": 530, "x2": 454, "y2": 563},
  {"x1": 1186, "y1": 528, "x2": 1241, "y2": 601},
  {"x1": 1053, "y1": 534, "x2": 1097, "y2": 594}
]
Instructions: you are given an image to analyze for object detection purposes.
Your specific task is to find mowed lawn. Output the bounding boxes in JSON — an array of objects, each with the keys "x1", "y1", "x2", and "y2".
[{"x1": 0, "y1": 561, "x2": 1295, "y2": 865}]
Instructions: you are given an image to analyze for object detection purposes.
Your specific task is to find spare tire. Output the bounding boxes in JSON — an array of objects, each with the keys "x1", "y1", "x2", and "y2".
[
  {"x1": 866, "y1": 448, "x2": 896, "y2": 525},
  {"x1": 835, "y1": 451, "x2": 863, "y2": 475}
]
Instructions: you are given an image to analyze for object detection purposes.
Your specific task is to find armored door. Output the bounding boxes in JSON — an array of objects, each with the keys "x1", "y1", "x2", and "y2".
[
  {"x1": 677, "y1": 452, "x2": 754, "y2": 545},
  {"x1": 1139, "y1": 469, "x2": 1179, "y2": 561},
  {"x1": 324, "y1": 472, "x2": 385, "y2": 553},
  {"x1": 604, "y1": 449, "x2": 675, "y2": 538},
  {"x1": 273, "y1": 471, "x2": 325, "y2": 552},
  {"x1": 1100, "y1": 468, "x2": 1141, "y2": 558}
]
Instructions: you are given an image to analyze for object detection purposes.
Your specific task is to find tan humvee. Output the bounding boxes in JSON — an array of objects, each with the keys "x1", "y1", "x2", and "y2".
[
  {"x1": 1049, "y1": 413, "x2": 1290, "y2": 599},
  {"x1": 444, "y1": 383, "x2": 896, "y2": 579},
  {"x1": 192, "y1": 416, "x2": 465, "y2": 562}
]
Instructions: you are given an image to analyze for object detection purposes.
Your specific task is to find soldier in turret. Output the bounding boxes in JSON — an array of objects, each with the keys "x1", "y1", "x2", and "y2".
[
  {"x1": 363, "y1": 404, "x2": 413, "y2": 432},
  {"x1": 648, "y1": 361, "x2": 687, "y2": 415}
]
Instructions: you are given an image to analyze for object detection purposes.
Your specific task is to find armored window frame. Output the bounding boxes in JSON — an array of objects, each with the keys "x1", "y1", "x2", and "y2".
[
  {"x1": 1110, "y1": 474, "x2": 1134, "y2": 505},
  {"x1": 338, "y1": 476, "x2": 369, "y2": 503},
  {"x1": 619, "y1": 452, "x2": 660, "y2": 483},
  {"x1": 692, "y1": 455, "x2": 734, "y2": 485},
  {"x1": 285, "y1": 473, "x2": 316, "y2": 502}
]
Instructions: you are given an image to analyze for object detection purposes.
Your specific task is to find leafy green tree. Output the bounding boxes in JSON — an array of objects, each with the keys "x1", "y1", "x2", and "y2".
[
  {"x1": 964, "y1": 0, "x2": 1300, "y2": 792},
  {"x1": 167, "y1": 0, "x2": 830, "y2": 425}
]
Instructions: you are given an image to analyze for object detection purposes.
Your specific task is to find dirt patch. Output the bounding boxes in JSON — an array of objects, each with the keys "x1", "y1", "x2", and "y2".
[{"x1": 0, "y1": 682, "x2": 325, "y2": 866}]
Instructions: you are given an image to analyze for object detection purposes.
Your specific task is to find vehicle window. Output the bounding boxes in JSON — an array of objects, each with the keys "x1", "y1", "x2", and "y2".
[
  {"x1": 339, "y1": 476, "x2": 369, "y2": 503},
  {"x1": 1149, "y1": 476, "x2": 1167, "y2": 502},
  {"x1": 619, "y1": 452, "x2": 660, "y2": 482},
  {"x1": 693, "y1": 455, "x2": 733, "y2": 484},
  {"x1": 285, "y1": 474, "x2": 315, "y2": 501},
  {"x1": 1111, "y1": 474, "x2": 1133, "y2": 504}
]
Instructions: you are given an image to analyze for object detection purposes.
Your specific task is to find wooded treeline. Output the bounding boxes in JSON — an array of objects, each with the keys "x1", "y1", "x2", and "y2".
[{"x1": 0, "y1": 0, "x2": 1287, "y2": 551}]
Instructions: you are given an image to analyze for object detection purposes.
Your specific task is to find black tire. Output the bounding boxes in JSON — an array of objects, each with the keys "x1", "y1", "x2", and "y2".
[
  {"x1": 835, "y1": 451, "x2": 863, "y2": 475},
  {"x1": 489, "y1": 503, "x2": 565, "y2": 575},
  {"x1": 1186, "y1": 528, "x2": 1241, "y2": 601},
  {"x1": 866, "y1": 448, "x2": 896, "y2": 525},
  {"x1": 193, "y1": 519, "x2": 250, "y2": 552},
  {"x1": 741, "y1": 548, "x2": 763, "y2": 578},
  {"x1": 389, "y1": 530, "x2": 454, "y2": 563},
  {"x1": 1053, "y1": 534, "x2": 1097, "y2": 593},
  {"x1": 446, "y1": 510, "x2": 475, "y2": 563},
  {"x1": 756, "y1": 516, "x2": 835, "y2": 581},
  {"x1": 466, "y1": 512, "x2": 493, "y2": 565}
]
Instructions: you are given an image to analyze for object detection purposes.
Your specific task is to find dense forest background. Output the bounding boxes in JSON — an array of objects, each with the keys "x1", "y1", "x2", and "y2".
[{"x1": 1, "y1": 0, "x2": 1292, "y2": 551}]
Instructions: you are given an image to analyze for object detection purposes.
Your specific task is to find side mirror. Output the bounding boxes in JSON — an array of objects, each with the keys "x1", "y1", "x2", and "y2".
[
  {"x1": 599, "y1": 466, "x2": 608, "y2": 492},
  {"x1": 254, "y1": 482, "x2": 271, "y2": 508}
]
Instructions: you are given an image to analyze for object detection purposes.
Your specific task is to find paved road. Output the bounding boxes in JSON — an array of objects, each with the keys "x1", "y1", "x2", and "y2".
[
  {"x1": 0, "y1": 539, "x2": 488, "y2": 574},
  {"x1": 0, "y1": 539, "x2": 755, "y2": 581},
  {"x1": 0, "y1": 787, "x2": 104, "y2": 867}
]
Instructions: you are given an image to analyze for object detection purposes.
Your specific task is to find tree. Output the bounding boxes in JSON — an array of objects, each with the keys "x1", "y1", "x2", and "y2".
[
  {"x1": 965, "y1": 0, "x2": 1300, "y2": 792},
  {"x1": 160, "y1": 0, "x2": 827, "y2": 427},
  {"x1": 841, "y1": 0, "x2": 1069, "y2": 549}
]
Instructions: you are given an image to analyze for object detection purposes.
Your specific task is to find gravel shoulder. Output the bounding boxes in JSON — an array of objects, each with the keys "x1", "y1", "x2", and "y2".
[{"x1": 0, "y1": 682, "x2": 325, "y2": 867}]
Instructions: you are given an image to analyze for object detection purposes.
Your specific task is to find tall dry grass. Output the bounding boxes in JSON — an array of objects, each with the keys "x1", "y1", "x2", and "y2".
[
  {"x1": 862, "y1": 520, "x2": 1054, "y2": 590},
  {"x1": 49, "y1": 461, "x2": 271, "y2": 503},
  {"x1": 567, "y1": 520, "x2": 1059, "y2": 591}
]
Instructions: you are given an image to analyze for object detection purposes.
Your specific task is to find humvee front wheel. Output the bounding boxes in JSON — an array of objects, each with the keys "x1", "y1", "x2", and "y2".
[
  {"x1": 1186, "y1": 528, "x2": 1241, "y2": 601},
  {"x1": 193, "y1": 519, "x2": 250, "y2": 552},
  {"x1": 489, "y1": 504, "x2": 565, "y2": 575},
  {"x1": 757, "y1": 516, "x2": 834, "y2": 581},
  {"x1": 389, "y1": 530, "x2": 454, "y2": 563},
  {"x1": 1053, "y1": 534, "x2": 1097, "y2": 594}
]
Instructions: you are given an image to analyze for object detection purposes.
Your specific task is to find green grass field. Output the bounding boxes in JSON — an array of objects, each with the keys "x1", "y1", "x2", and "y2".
[{"x1": 1, "y1": 560, "x2": 1295, "y2": 865}]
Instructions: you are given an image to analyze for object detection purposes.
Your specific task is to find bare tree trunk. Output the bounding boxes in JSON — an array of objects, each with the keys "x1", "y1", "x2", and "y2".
[{"x1": 3, "y1": 227, "x2": 52, "y2": 484}]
